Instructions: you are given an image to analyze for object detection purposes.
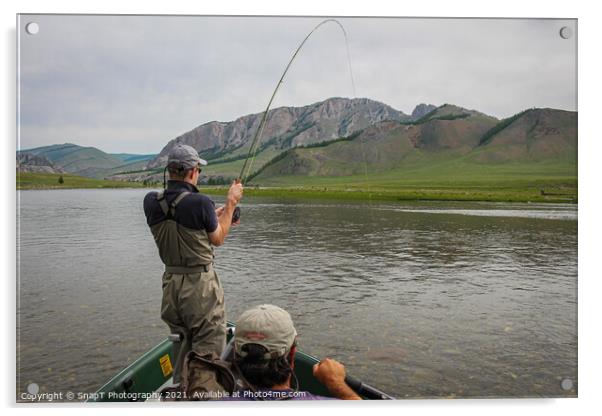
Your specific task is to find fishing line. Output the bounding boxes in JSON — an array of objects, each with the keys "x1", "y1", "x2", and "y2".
[{"x1": 238, "y1": 18, "x2": 357, "y2": 183}]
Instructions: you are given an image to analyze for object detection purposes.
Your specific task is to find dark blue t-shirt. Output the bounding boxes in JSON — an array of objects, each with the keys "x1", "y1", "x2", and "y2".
[
  {"x1": 221, "y1": 388, "x2": 335, "y2": 401},
  {"x1": 143, "y1": 180, "x2": 218, "y2": 233}
]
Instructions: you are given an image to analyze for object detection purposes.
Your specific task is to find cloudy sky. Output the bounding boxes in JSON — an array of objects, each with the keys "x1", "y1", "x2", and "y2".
[{"x1": 18, "y1": 15, "x2": 577, "y2": 154}]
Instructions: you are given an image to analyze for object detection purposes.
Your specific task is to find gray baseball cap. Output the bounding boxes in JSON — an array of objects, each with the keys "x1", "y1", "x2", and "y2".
[
  {"x1": 234, "y1": 304, "x2": 298, "y2": 359},
  {"x1": 167, "y1": 144, "x2": 207, "y2": 170}
]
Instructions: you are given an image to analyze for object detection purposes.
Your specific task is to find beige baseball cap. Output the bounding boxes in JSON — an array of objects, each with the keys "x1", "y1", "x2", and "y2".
[{"x1": 234, "y1": 304, "x2": 298, "y2": 359}]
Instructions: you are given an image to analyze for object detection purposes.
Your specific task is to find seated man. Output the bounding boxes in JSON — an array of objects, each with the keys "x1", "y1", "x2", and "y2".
[{"x1": 224, "y1": 304, "x2": 361, "y2": 401}]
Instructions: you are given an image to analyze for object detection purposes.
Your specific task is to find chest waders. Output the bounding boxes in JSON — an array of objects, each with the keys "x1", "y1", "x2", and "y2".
[
  {"x1": 150, "y1": 191, "x2": 215, "y2": 270},
  {"x1": 151, "y1": 190, "x2": 227, "y2": 387}
]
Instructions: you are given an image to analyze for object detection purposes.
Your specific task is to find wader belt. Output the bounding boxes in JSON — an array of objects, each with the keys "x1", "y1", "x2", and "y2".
[{"x1": 165, "y1": 264, "x2": 212, "y2": 274}]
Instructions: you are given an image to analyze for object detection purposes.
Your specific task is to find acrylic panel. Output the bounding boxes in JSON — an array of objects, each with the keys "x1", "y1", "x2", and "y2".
[{"x1": 16, "y1": 14, "x2": 577, "y2": 402}]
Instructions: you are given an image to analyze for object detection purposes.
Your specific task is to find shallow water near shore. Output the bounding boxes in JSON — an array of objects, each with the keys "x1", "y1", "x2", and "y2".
[{"x1": 17, "y1": 189, "x2": 577, "y2": 399}]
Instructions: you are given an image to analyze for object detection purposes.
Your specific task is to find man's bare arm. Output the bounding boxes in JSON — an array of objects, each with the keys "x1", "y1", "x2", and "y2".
[{"x1": 208, "y1": 180, "x2": 243, "y2": 246}]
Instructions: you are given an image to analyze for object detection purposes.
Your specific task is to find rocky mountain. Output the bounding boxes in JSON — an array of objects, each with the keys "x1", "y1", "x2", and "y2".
[
  {"x1": 25, "y1": 98, "x2": 576, "y2": 188},
  {"x1": 251, "y1": 106, "x2": 576, "y2": 181},
  {"x1": 147, "y1": 97, "x2": 411, "y2": 169},
  {"x1": 16, "y1": 152, "x2": 63, "y2": 174},
  {"x1": 411, "y1": 103, "x2": 437, "y2": 119}
]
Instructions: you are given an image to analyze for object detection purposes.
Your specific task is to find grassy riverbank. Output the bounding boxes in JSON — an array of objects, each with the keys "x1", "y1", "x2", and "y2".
[
  {"x1": 17, "y1": 172, "x2": 146, "y2": 190},
  {"x1": 202, "y1": 163, "x2": 577, "y2": 203},
  {"x1": 17, "y1": 172, "x2": 577, "y2": 203},
  {"x1": 202, "y1": 184, "x2": 576, "y2": 203}
]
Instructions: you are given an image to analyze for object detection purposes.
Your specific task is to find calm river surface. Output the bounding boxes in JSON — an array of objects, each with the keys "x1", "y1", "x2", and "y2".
[{"x1": 17, "y1": 189, "x2": 577, "y2": 399}]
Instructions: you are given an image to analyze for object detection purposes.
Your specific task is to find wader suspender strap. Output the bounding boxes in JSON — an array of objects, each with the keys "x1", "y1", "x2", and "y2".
[
  {"x1": 156, "y1": 190, "x2": 191, "y2": 218},
  {"x1": 156, "y1": 191, "x2": 169, "y2": 216},
  {"x1": 171, "y1": 191, "x2": 191, "y2": 214}
]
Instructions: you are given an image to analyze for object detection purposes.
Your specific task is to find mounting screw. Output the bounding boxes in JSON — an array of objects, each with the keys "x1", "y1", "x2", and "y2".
[
  {"x1": 25, "y1": 22, "x2": 39, "y2": 35},
  {"x1": 559, "y1": 26, "x2": 572, "y2": 39}
]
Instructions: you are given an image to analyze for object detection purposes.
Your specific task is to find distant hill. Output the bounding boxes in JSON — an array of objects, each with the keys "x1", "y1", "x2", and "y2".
[
  {"x1": 19, "y1": 143, "x2": 124, "y2": 177},
  {"x1": 110, "y1": 153, "x2": 156, "y2": 163},
  {"x1": 250, "y1": 106, "x2": 576, "y2": 184},
  {"x1": 471, "y1": 108, "x2": 577, "y2": 163},
  {"x1": 18, "y1": 144, "x2": 157, "y2": 179}
]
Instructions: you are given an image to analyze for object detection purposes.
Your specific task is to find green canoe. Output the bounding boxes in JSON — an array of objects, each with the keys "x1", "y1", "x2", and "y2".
[{"x1": 89, "y1": 323, "x2": 393, "y2": 401}]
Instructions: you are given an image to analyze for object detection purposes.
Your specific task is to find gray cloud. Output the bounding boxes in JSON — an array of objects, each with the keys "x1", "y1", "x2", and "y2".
[{"x1": 18, "y1": 15, "x2": 576, "y2": 153}]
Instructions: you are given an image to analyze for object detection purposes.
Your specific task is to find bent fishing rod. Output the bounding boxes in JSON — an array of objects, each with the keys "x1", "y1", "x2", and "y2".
[
  {"x1": 230, "y1": 19, "x2": 355, "y2": 224},
  {"x1": 237, "y1": 18, "x2": 356, "y2": 184}
]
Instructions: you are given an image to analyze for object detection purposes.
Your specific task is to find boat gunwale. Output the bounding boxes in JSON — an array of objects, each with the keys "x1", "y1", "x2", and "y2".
[{"x1": 90, "y1": 322, "x2": 393, "y2": 401}]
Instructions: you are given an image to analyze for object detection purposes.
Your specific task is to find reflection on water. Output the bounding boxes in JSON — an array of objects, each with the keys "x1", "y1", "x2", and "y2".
[
  {"x1": 388, "y1": 206, "x2": 576, "y2": 220},
  {"x1": 17, "y1": 190, "x2": 577, "y2": 399}
]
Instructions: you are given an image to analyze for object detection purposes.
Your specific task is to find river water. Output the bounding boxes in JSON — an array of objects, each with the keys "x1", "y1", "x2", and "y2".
[{"x1": 17, "y1": 189, "x2": 577, "y2": 399}]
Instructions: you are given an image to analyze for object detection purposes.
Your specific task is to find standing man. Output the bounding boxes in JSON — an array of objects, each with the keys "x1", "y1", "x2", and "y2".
[{"x1": 143, "y1": 144, "x2": 243, "y2": 386}]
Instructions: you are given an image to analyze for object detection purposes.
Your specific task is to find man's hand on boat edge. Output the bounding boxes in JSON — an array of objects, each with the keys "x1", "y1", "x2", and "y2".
[{"x1": 313, "y1": 358, "x2": 362, "y2": 400}]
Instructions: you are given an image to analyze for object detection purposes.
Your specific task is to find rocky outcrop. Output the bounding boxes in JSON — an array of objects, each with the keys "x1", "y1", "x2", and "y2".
[
  {"x1": 17, "y1": 153, "x2": 64, "y2": 174},
  {"x1": 147, "y1": 97, "x2": 411, "y2": 169},
  {"x1": 411, "y1": 103, "x2": 437, "y2": 120}
]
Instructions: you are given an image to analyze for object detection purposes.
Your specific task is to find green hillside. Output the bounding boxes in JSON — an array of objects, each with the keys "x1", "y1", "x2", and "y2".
[
  {"x1": 100, "y1": 159, "x2": 154, "y2": 177},
  {"x1": 472, "y1": 108, "x2": 577, "y2": 163},
  {"x1": 252, "y1": 148, "x2": 575, "y2": 185},
  {"x1": 20, "y1": 144, "x2": 123, "y2": 175},
  {"x1": 244, "y1": 107, "x2": 576, "y2": 202},
  {"x1": 19, "y1": 144, "x2": 158, "y2": 179},
  {"x1": 110, "y1": 153, "x2": 156, "y2": 163},
  {"x1": 236, "y1": 157, "x2": 576, "y2": 203}
]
